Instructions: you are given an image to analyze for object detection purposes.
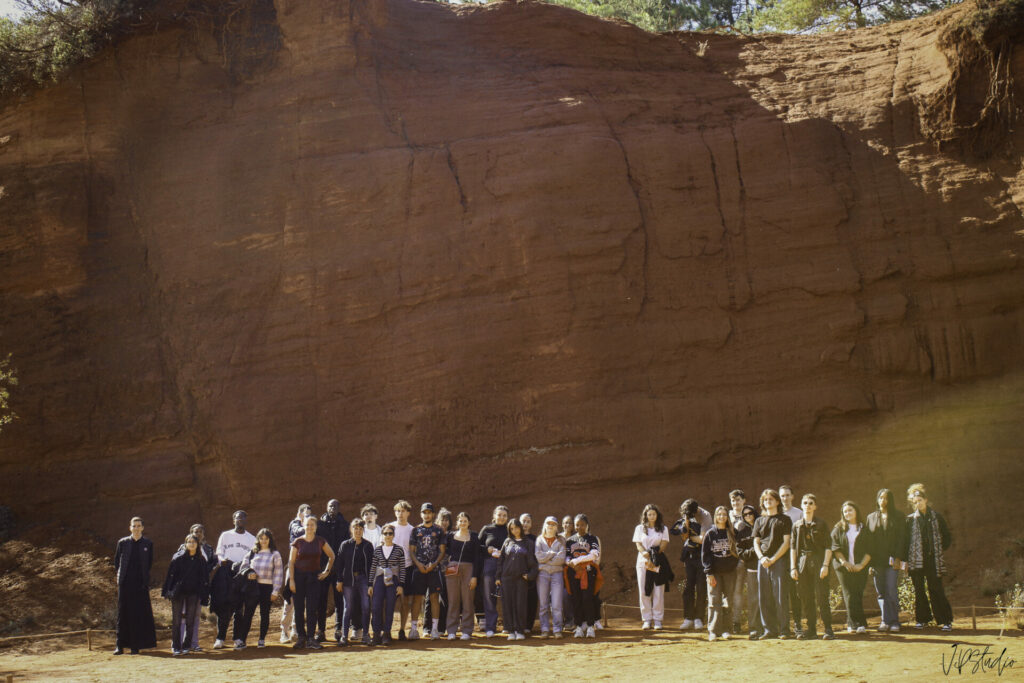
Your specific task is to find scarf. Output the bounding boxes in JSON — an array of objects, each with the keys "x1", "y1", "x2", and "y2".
[{"x1": 907, "y1": 508, "x2": 945, "y2": 576}]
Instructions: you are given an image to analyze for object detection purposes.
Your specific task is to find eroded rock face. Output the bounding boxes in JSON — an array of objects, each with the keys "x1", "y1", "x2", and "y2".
[{"x1": 0, "y1": 0, "x2": 1022, "y2": 594}]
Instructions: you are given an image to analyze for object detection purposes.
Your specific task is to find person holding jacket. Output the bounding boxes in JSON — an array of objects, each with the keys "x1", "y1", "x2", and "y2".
[
  {"x1": 867, "y1": 488, "x2": 907, "y2": 633},
  {"x1": 335, "y1": 518, "x2": 374, "y2": 645},
  {"x1": 535, "y1": 516, "x2": 566, "y2": 638},
  {"x1": 633, "y1": 504, "x2": 670, "y2": 631},
  {"x1": 702, "y1": 506, "x2": 739, "y2": 641},
  {"x1": 906, "y1": 483, "x2": 953, "y2": 631},
  {"x1": 162, "y1": 533, "x2": 208, "y2": 655},
  {"x1": 478, "y1": 505, "x2": 510, "y2": 637},
  {"x1": 239, "y1": 528, "x2": 283, "y2": 648},
  {"x1": 495, "y1": 518, "x2": 539, "y2": 640},
  {"x1": 830, "y1": 501, "x2": 872, "y2": 634},
  {"x1": 565, "y1": 514, "x2": 602, "y2": 639},
  {"x1": 444, "y1": 512, "x2": 482, "y2": 641}
]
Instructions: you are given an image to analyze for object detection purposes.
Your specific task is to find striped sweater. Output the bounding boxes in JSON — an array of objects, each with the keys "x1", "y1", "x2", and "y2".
[{"x1": 368, "y1": 544, "x2": 406, "y2": 587}]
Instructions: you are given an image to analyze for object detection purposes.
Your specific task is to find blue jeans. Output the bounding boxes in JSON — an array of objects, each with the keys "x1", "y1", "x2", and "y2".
[
  {"x1": 537, "y1": 571, "x2": 564, "y2": 633},
  {"x1": 343, "y1": 575, "x2": 370, "y2": 635},
  {"x1": 371, "y1": 575, "x2": 397, "y2": 638},
  {"x1": 481, "y1": 557, "x2": 499, "y2": 632},
  {"x1": 757, "y1": 561, "x2": 789, "y2": 636},
  {"x1": 872, "y1": 567, "x2": 900, "y2": 627}
]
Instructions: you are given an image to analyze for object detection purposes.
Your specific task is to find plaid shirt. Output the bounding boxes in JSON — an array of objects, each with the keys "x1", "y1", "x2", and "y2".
[{"x1": 245, "y1": 549, "x2": 284, "y2": 592}]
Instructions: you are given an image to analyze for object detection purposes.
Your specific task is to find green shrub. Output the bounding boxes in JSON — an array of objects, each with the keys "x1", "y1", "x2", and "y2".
[{"x1": 995, "y1": 583, "x2": 1024, "y2": 630}]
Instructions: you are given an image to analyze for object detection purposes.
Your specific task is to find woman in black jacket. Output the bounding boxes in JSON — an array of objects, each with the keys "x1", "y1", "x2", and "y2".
[
  {"x1": 162, "y1": 534, "x2": 210, "y2": 655},
  {"x1": 496, "y1": 518, "x2": 539, "y2": 641},
  {"x1": 906, "y1": 483, "x2": 953, "y2": 631},
  {"x1": 335, "y1": 519, "x2": 374, "y2": 645},
  {"x1": 867, "y1": 489, "x2": 907, "y2": 632},
  {"x1": 830, "y1": 501, "x2": 872, "y2": 634}
]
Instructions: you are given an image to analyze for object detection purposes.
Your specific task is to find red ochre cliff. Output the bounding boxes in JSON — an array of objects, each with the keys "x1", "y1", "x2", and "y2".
[{"x1": 1, "y1": 0, "x2": 1023, "y2": 600}]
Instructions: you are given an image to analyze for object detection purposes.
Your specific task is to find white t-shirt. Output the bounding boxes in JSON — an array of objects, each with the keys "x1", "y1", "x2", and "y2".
[
  {"x1": 847, "y1": 525, "x2": 861, "y2": 562},
  {"x1": 632, "y1": 524, "x2": 670, "y2": 567},
  {"x1": 784, "y1": 507, "x2": 803, "y2": 525},
  {"x1": 381, "y1": 544, "x2": 394, "y2": 559},
  {"x1": 392, "y1": 522, "x2": 413, "y2": 567},
  {"x1": 364, "y1": 524, "x2": 382, "y2": 548},
  {"x1": 216, "y1": 529, "x2": 257, "y2": 564}
]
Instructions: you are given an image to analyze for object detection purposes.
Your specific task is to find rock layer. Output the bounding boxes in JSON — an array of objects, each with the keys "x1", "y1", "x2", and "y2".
[{"x1": 1, "y1": 0, "x2": 1022, "y2": 595}]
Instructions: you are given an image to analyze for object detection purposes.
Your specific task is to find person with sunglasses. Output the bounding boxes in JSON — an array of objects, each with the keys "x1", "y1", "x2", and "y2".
[
  {"x1": 735, "y1": 504, "x2": 760, "y2": 637},
  {"x1": 335, "y1": 519, "x2": 374, "y2": 645},
  {"x1": 368, "y1": 523, "x2": 406, "y2": 645}
]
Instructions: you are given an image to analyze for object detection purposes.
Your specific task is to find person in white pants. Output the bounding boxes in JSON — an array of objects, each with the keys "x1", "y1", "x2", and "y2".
[{"x1": 633, "y1": 504, "x2": 670, "y2": 630}]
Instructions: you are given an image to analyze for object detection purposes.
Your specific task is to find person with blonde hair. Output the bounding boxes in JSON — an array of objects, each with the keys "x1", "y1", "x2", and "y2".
[{"x1": 906, "y1": 483, "x2": 953, "y2": 631}]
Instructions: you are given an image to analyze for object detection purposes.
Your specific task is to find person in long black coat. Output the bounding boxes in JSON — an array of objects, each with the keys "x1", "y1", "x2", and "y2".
[{"x1": 113, "y1": 517, "x2": 157, "y2": 654}]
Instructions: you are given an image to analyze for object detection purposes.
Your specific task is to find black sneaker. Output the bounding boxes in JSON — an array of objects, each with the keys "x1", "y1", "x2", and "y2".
[
  {"x1": 338, "y1": 636, "x2": 349, "y2": 646},
  {"x1": 371, "y1": 634, "x2": 381, "y2": 646},
  {"x1": 382, "y1": 635, "x2": 393, "y2": 646},
  {"x1": 307, "y1": 640, "x2": 323, "y2": 650},
  {"x1": 314, "y1": 631, "x2": 326, "y2": 643},
  {"x1": 397, "y1": 630, "x2": 406, "y2": 641},
  {"x1": 822, "y1": 632, "x2": 835, "y2": 640},
  {"x1": 292, "y1": 638, "x2": 305, "y2": 649}
]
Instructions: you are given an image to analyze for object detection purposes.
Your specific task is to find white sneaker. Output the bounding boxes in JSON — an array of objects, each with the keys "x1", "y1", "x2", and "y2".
[
  {"x1": 574, "y1": 626, "x2": 584, "y2": 638},
  {"x1": 540, "y1": 630, "x2": 550, "y2": 638},
  {"x1": 642, "y1": 621, "x2": 652, "y2": 630},
  {"x1": 708, "y1": 632, "x2": 717, "y2": 642},
  {"x1": 890, "y1": 624, "x2": 901, "y2": 632},
  {"x1": 594, "y1": 620, "x2": 603, "y2": 630},
  {"x1": 353, "y1": 629, "x2": 362, "y2": 640},
  {"x1": 877, "y1": 624, "x2": 889, "y2": 632},
  {"x1": 279, "y1": 631, "x2": 290, "y2": 644},
  {"x1": 516, "y1": 632, "x2": 526, "y2": 640},
  {"x1": 847, "y1": 627, "x2": 856, "y2": 634},
  {"x1": 485, "y1": 630, "x2": 495, "y2": 638},
  {"x1": 461, "y1": 633, "x2": 471, "y2": 641},
  {"x1": 507, "y1": 632, "x2": 517, "y2": 641},
  {"x1": 430, "y1": 628, "x2": 440, "y2": 640},
  {"x1": 721, "y1": 632, "x2": 730, "y2": 640},
  {"x1": 856, "y1": 626, "x2": 866, "y2": 634},
  {"x1": 447, "y1": 632, "x2": 457, "y2": 640},
  {"x1": 694, "y1": 619, "x2": 704, "y2": 630},
  {"x1": 653, "y1": 622, "x2": 663, "y2": 630},
  {"x1": 233, "y1": 639, "x2": 245, "y2": 650},
  {"x1": 586, "y1": 626, "x2": 596, "y2": 638},
  {"x1": 680, "y1": 619, "x2": 694, "y2": 630},
  {"x1": 409, "y1": 625, "x2": 420, "y2": 640},
  {"x1": 213, "y1": 639, "x2": 224, "y2": 649}
]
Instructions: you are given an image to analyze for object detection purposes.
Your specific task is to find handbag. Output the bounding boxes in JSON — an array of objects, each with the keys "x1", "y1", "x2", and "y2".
[{"x1": 445, "y1": 534, "x2": 467, "y2": 576}]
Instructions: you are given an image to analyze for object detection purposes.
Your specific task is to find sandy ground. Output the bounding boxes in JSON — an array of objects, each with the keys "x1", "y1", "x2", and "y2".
[{"x1": 1, "y1": 617, "x2": 1020, "y2": 682}]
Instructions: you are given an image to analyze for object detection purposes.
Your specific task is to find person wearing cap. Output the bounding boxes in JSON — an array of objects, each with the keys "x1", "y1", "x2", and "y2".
[
  {"x1": 535, "y1": 516, "x2": 566, "y2": 637},
  {"x1": 409, "y1": 502, "x2": 446, "y2": 639}
]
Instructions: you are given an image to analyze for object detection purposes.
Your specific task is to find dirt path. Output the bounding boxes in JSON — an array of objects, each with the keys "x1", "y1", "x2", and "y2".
[{"x1": 2, "y1": 618, "x2": 1020, "y2": 682}]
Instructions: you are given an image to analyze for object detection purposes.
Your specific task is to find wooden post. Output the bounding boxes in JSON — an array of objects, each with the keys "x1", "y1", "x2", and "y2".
[
  {"x1": 87, "y1": 628, "x2": 92, "y2": 651},
  {"x1": 602, "y1": 603, "x2": 608, "y2": 629},
  {"x1": 972, "y1": 605, "x2": 977, "y2": 632},
  {"x1": 7, "y1": 673, "x2": 15, "y2": 683}
]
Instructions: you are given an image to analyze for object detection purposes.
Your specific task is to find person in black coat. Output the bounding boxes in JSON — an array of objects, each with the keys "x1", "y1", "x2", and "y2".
[
  {"x1": 830, "y1": 501, "x2": 873, "y2": 633},
  {"x1": 867, "y1": 488, "x2": 907, "y2": 632},
  {"x1": 162, "y1": 533, "x2": 211, "y2": 654},
  {"x1": 906, "y1": 483, "x2": 953, "y2": 630},
  {"x1": 113, "y1": 517, "x2": 157, "y2": 655},
  {"x1": 316, "y1": 499, "x2": 350, "y2": 641}
]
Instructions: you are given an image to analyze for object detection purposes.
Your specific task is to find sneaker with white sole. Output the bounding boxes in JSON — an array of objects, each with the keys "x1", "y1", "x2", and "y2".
[
  {"x1": 653, "y1": 622, "x2": 663, "y2": 630},
  {"x1": 485, "y1": 630, "x2": 495, "y2": 638},
  {"x1": 680, "y1": 619, "x2": 694, "y2": 630},
  {"x1": 280, "y1": 630, "x2": 290, "y2": 644},
  {"x1": 553, "y1": 631, "x2": 564, "y2": 639},
  {"x1": 642, "y1": 621, "x2": 652, "y2": 630},
  {"x1": 233, "y1": 639, "x2": 246, "y2": 650},
  {"x1": 877, "y1": 624, "x2": 889, "y2": 632},
  {"x1": 461, "y1": 633, "x2": 472, "y2": 641},
  {"x1": 540, "y1": 630, "x2": 550, "y2": 638},
  {"x1": 708, "y1": 632, "x2": 717, "y2": 642},
  {"x1": 721, "y1": 632, "x2": 730, "y2": 640},
  {"x1": 431, "y1": 628, "x2": 440, "y2": 640},
  {"x1": 694, "y1": 619, "x2": 704, "y2": 630},
  {"x1": 890, "y1": 624, "x2": 900, "y2": 632},
  {"x1": 941, "y1": 624, "x2": 953, "y2": 632},
  {"x1": 594, "y1": 620, "x2": 603, "y2": 630},
  {"x1": 213, "y1": 639, "x2": 224, "y2": 650},
  {"x1": 586, "y1": 626, "x2": 596, "y2": 638},
  {"x1": 448, "y1": 633, "x2": 457, "y2": 641},
  {"x1": 516, "y1": 633, "x2": 526, "y2": 640},
  {"x1": 257, "y1": 639, "x2": 265, "y2": 648},
  {"x1": 409, "y1": 626, "x2": 420, "y2": 640},
  {"x1": 856, "y1": 626, "x2": 866, "y2": 634},
  {"x1": 507, "y1": 632, "x2": 517, "y2": 641},
  {"x1": 574, "y1": 626, "x2": 585, "y2": 638}
]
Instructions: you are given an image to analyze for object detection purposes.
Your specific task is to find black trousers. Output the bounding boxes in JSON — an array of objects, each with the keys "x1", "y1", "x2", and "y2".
[
  {"x1": 682, "y1": 557, "x2": 707, "y2": 620},
  {"x1": 216, "y1": 599, "x2": 247, "y2": 641},
  {"x1": 294, "y1": 570, "x2": 321, "y2": 640},
  {"x1": 317, "y1": 576, "x2": 343, "y2": 635},
  {"x1": 796, "y1": 567, "x2": 832, "y2": 634},
  {"x1": 788, "y1": 570, "x2": 802, "y2": 630},
  {"x1": 240, "y1": 583, "x2": 274, "y2": 641},
  {"x1": 500, "y1": 576, "x2": 529, "y2": 633},
  {"x1": 567, "y1": 569, "x2": 599, "y2": 627},
  {"x1": 837, "y1": 569, "x2": 868, "y2": 629},
  {"x1": 910, "y1": 566, "x2": 953, "y2": 625},
  {"x1": 526, "y1": 580, "x2": 537, "y2": 631}
]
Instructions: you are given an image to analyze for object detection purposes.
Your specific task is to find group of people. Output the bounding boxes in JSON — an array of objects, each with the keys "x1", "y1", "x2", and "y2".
[
  {"x1": 111, "y1": 483, "x2": 953, "y2": 655},
  {"x1": 631, "y1": 482, "x2": 953, "y2": 641}
]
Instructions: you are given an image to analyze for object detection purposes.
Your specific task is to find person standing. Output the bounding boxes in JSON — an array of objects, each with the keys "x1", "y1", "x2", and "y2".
[
  {"x1": 479, "y1": 505, "x2": 510, "y2": 637},
  {"x1": 361, "y1": 504, "x2": 382, "y2": 547},
  {"x1": 280, "y1": 504, "x2": 313, "y2": 643},
  {"x1": 239, "y1": 528, "x2": 283, "y2": 648},
  {"x1": 535, "y1": 516, "x2": 566, "y2": 638},
  {"x1": 633, "y1": 504, "x2": 669, "y2": 630},
  {"x1": 752, "y1": 490, "x2": 792, "y2": 640},
  {"x1": 736, "y1": 504, "x2": 761, "y2": 638},
  {"x1": 565, "y1": 514, "x2": 602, "y2": 638},
  {"x1": 368, "y1": 523, "x2": 406, "y2": 645},
  {"x1": 519, "y1": 513, "x2": 539, "y2": 633},
  {"x1": 444, "y1": 512, "x2": 481, "y2": 641},
  {"x1": 335, "y1": 518, "x2": 374, "y2": 645},
  {"x1": 213, "y1": 510, "x2": 257, "y2": 649},
  {"x1": 496, "y1": 518, "x2": 539, "y2": 640},
  {"x1": 176, "y1": 523, "x2": 216, "y2": 652},
  {"x1": 113, "y1": 517, "x2": 157, "y2": 655},
  {"x1": 906, "y1": 483, "x2": 953, "y2": 631},
  {"x1": 727, "y1": 491, "x2": 748, "y2": 635},
  {"x1": 831, "y1": 501, "x2": 872, "y2": 634},
  {"x1": 779, "y1": 485, "x2": 804, "y2": 636},
  {"x1": 288, "y1": 515, "x2": 335, "y2": 650},
  {"x1": 162, "y1": 533, "x2": 209, "y2": 655},
  {"x1": 390, "y1": 500, "x2": 416, "y2": 640},
  {"x1": 671, "y1": 499, "x2": 706, "y2": 631},
  {"x1": 789, "y1": 494, "x2": 834, "y2": 640},
  {"x1": 409, "y1": 502, "x2": 446, "y2": 640},
  {"x1": 561, "y1": 514, "x2": 576, "y2": 630},
  {"x1": 867, "y1": 488, "x2": 907, "y2": 633},
  {"x1": 702, "y1": 506, "x2": 739, "y2": 641},
  {"x1": 316, "y1": 499, "x2": 350, "y2": 643}
]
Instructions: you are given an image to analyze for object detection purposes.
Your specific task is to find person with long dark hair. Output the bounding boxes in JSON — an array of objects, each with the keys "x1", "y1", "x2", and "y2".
[
  {"x1": 867, "y1": 488, "x2": 907, "y2": 632},
  {"x1": 735, "y1": 504, "x2": 761, "y2": 637},
  {"x1": 496, "y1": 518, "x2": 538, "y2": 640},
  {"x1": 162, "y1": 533, "x2": 208, "y2": 655},
  {"x1": 830, "y1": 501, "x2": 872, "y2": 634},
  {"x1": 368, "y1": 523, "x2": 406, "y2": 645},
  {"x1": 288, "y1": 515, "x2": 335, "y2": 650},
  {"x1": 565, "y1": 514, "x2": 601, "y2": 638},
  {"x1": 445, "y1": 512, "x2": 481, "y2": 641},
  {"x1": 479, "y1": 505, "x2": 510, "y2": 637},
  {"x1": 752, "y1": 490, "x2": 792, "y2": 639},
  {"x1": 906, "y1": 483, "x2": 953, "y2": 631},
  {"x1": 671, "y1": 499, "x2": 706, "y2": 631},
  {"x1": 239, "y1": 528, "x2": 283, "y2": 648},
  {"x1": 702, "y1": 506, "x2": 739, "y2": 641},
  {"x1": 335, "y1": 518, "x2": 374, "y2": 646},
  {"x1": 633, "y1": 503, "x2": 669, "y2": 630},
  {"x1": 789, "y1": 494, "x2": 834, "y2": 640}
]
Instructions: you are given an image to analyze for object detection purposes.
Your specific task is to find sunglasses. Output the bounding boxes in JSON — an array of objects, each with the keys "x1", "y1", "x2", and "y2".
[
  {"x1": 382, "y1": 531, "x2": 395, "y2": 536},
  {"x1": 743, "y1": 512, "x2": 755, "y2": 517}
]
